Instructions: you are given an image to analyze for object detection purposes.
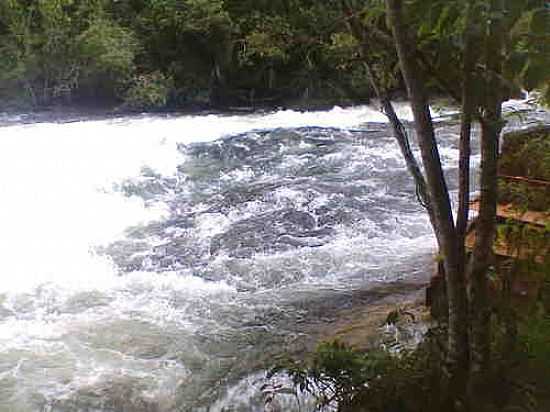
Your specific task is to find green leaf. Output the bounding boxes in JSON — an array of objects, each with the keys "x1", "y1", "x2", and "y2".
[{"x1": 521, "y1": 58, "x2": 550, "y2": 90}]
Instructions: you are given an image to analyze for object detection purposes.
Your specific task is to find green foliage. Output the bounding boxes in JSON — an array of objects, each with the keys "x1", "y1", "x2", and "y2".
[
  {"x1": 270, "y1": 318, "x2": 550, "y2": 412},
  {"x1": 0, "y1": 0, "x2": 380, "y2": 108},
  {"x1": 0, "y1": 0, "x2": 548, "y2": 109},
  {"x1": 124, "y1": 71, "x2": 174, "y2": 110},
  {"x1": 520, "y1": 309, "x2": 550, "y2": 371},
  {"x1": 270, "y1": 339, "x2": 444, "y2": 412},
  {"x1": 78, "y1": 19, "x2": 138, "y2": 84},
  {"x1": 325, "y1": 33, "x2": 360, "y2": 67},
  {"x1": 500, "y1": 127, "x2": 550, "y2": 182},
  {"x1": 239, "y1": 15, "x2": 292, "y2": 65},
  {"x1": 0, "y1": 0, "x2": 75, "y2": 104},
  {"x1": 391, "y1": 0, "x2": 550, "y2": 102},
  {"x1": 146, "y1": 0, "x2": 232, "y2": 34},
  {"x1": 508, "y1": 5, "x2": 550, "y2": 92},
  {"x1": 0, "y1": 0, "x2": 138, "y2": 106},
  {"x1": 496, "y1": 218, "x2": 550, "y2": 272},
  {"x1": 498, "y1": 181, "x2": 550, "y2": 212},
  {"x1": 535, "y1": 83, "x2": 550, "y2": 107}
]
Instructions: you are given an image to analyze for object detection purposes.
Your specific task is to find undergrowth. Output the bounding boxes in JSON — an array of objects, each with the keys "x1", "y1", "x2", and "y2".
[{"x1": 269, "y1": 314, "x2": 550, "y2": 412}]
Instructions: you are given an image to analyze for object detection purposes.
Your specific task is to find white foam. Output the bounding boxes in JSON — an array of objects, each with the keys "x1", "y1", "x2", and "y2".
[
  {"x1": 0, "y1": 105, "x2": 412, "y2": 328},
  {"x1": 0, "y1": 103, "x2": 450, "y2": 409}
]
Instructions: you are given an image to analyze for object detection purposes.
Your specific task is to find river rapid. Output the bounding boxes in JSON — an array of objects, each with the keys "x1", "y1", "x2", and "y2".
[{"x1": 0, "y1": 101, "x2": 547, "y2": 411}]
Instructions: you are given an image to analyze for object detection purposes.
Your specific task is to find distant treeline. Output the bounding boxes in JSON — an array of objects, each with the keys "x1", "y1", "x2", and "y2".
[{"x1": 0, "y1": 0, "x2": 384, "y2": 110}]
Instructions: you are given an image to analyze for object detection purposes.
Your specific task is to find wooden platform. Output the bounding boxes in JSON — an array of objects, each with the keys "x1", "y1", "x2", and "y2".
[
  {"x1": 427, "y1": 143, "x2": 550, "y2": 311},
  {"x1": 499, "y1": 174, "x2": 550, "y2": 188},
  {"x1": 467, "y1": 174, "x2": 549, "y2": 263},
  {"x1": 465, "y1": 230, "x2": 547, "y2": 264},
  {"x1": 469, "y1": 199, "x2": 550, "y2": 228}
]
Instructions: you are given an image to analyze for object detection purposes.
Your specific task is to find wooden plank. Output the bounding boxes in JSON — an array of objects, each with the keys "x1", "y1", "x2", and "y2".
[
  {"x1": 465, "y1": 231, "x2": 547, "y2": 264},
  {"x1": 498, "y1": 174, "x2": 550, "y2": 188},
  {"x1": 469, "y1": 200, "x2": 550, "y2": 227}
]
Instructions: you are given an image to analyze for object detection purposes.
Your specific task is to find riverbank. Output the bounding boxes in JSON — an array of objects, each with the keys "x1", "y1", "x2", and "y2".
[
  {"x1": 313, "y1": 287, "x2": 429, "y2": 352},
  {"x1": 0, "y1": 98, "x2": 375, "y2": 127},
  {"x1": 253, "y1": 277, "x2": 432, "y2": 366},
  {"x1": 203, "y1": 279, "x2": 432, "y2": 411}
]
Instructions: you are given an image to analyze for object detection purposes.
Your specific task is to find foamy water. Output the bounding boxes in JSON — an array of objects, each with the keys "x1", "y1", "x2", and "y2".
[
  {"x1": 0, "y1": 101, "x2": 541, "y2": 411},
  {"x1": 0, "y1": 104, "x2": 419, "y2": 291}
]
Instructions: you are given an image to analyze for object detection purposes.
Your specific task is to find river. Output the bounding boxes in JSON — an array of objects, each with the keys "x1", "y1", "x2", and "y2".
[{"x1": 0, "y1": 101, "x2": 547, "y2": 411}]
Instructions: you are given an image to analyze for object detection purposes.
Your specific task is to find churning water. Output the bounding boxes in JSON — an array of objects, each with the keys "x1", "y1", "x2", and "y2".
[{"x1": 0, "y1": 101, "x2": 546, "y2": 411}]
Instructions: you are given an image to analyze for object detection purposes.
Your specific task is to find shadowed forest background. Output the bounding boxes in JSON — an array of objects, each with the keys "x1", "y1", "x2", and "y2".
[{"x1": 1, "y1": 0, "x2": 390, "y2": 110}]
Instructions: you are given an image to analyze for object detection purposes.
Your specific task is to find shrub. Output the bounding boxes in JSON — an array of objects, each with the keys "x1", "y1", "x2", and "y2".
[
  {"x1": 0, "y1": 0, "x2": 140, "y2": 106},
  {"x1": 500, "y1": 127, "x2": 550, "y2": 181},
  {"x1": 269, "y1": 339, "x2": 443, "y2": 412},
  {"x1": 124, "y1": 72, "x2": 174, "y2": 110},
  {"x1": 77, "y1": 18, "x2": 139, "y2": 94}
]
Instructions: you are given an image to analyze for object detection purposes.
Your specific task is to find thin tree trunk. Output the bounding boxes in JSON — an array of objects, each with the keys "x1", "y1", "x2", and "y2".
[
  {"x1": 456, "y1": 1, "x2": 478, "y2": 274},
  {"x1": 363, "y1": 64, "x2": 434, "y2": 222},
  {"x1": 467, "y1": 116, "x2": 500, "y2": 396},
  {"x1": 380, "y1": 94, "x2": 435, "y2": 222},
  {"x1": 386, "y1": 0, "x2": 469, "y2": 398},
  {"x1": 502, "y1": 263, "x2": 517, "y2": 356},
  {"x1": 468, "y1": 0, "x2": 505, "y2": 398},
  {"x1": 341, "y1": 0, "x2": 436, "y2": 235}
]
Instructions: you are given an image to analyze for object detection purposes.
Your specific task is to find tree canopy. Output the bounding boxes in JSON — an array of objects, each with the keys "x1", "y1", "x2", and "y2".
[
  {"x1": 0, "y1": 0, "x2": 375, "y2": 109},
  {"x1": 2, "y1": 0, "x2": 547, "y2": 110}
]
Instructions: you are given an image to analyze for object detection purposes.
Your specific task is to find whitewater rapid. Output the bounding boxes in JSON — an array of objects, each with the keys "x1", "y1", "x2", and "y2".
[
  {"x1": 0, "y1": 104, "x2": 420, "y2": 292},
  {"x1": 0, "y1": 101, "x2": 544, "y2": 411}
]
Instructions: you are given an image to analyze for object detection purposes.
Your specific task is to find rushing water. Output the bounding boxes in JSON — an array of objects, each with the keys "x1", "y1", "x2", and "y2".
[{"x1": 0, "y1": 101, "x2": 547, "y2": 411}]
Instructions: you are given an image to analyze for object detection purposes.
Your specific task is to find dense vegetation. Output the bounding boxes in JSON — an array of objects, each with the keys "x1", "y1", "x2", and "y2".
[
  {"x1": 1, "y1": 0, "x2": 548, "y2": 111},
  {"x1": 0, "y1": 0, "x2": 380, "y2": 110}
]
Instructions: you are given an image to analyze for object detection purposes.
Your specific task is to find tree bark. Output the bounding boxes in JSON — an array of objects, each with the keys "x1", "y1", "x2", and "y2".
[
  {"x1": 386, "y1": 0, "x2": 469, "y2": 396},
  {"x1": 380, "y1": 94, "x2": 434, "y2": 220},
  {"x1": 363, "y1": 65, "x2": 434, "y2": 224},
  {"x1": 456, "y1": 1, "x2": 479, "y2": 274},
  {"x1": 341, "y1": 0, "x2": 436, "y2": 236},
  {"x1": 468, "y1": 0, "x2": 505, "y2": 394}
]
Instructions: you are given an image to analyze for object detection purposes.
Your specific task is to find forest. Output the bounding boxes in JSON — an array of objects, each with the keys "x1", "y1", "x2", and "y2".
[
  {"x1": 2, "y1": 0, "x2": 549, "y2": 111},
  {"x1": 0, "y1": 0, "x2": 385, "y2": 110},
  {"x1": 2, "y1": 0, "x2": 544, "y2": 112}
]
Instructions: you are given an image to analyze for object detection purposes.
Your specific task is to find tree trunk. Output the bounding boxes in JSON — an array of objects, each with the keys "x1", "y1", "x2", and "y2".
[
  {"x1": 467, "y1": 116, "x2": 500, "y2": 398},
  {"x1": 456, "y1": 0, "x2": 479, "y2": 274},
  {"x1": 468, "y1": 0, "x2": 505, "y2": 398},
  {"x1": 386, "y1": 0, "x2": 469, "y2": 397},
  {"x1": 380, "y1": 95, "x2": 435, "y2": 222},
  {"x1": 363, "y1": 66, "x2": 435, "y2": 227},
  {"x1": 341, "y1": 0, "x2": 436, "y2": 236}
]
